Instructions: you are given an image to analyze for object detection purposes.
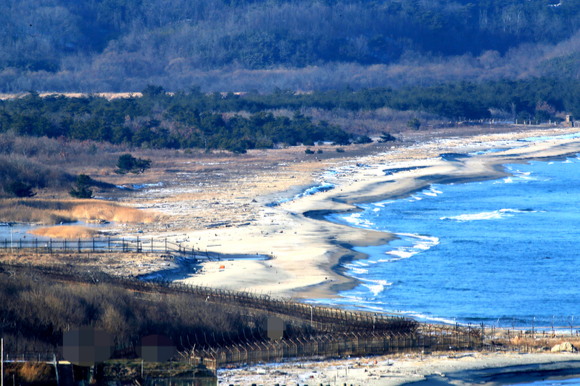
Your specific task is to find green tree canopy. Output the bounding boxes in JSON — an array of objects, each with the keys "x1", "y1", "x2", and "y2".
[{"x1": 115, "y1": 154, "x2": 152, "y2": 174}]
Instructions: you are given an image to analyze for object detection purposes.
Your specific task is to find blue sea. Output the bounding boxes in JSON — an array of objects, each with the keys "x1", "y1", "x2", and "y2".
[{"x1": 324, "y1": 153, "x2": 580, "y2": 329}]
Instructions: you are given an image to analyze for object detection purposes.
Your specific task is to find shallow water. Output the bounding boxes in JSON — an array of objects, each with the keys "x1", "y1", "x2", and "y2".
[
  {"x1": 0, "y1": 221, "x2": 114, "y2": 242},
  {"x1": 322, "y1": 156, "x2": 580, "y2": 328},
  {"x1": 513, "y1": 378, "x2": 580, "y2": 386}
]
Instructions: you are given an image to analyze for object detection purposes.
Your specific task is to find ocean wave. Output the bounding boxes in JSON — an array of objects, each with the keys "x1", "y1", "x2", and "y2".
[
  {"x1": 267, "y1": 182, "x2": 335, "y2": 206},
  {"x1": 360, "y1": 278, "x2": 391, "y2": 296},
  {"x1": 377, "y1": 233, "x2": 440, "y2": 262},
  {"x1": 519, "y1": 132, "x2": 580, "y2": 143},
  {"x1": 440, "y1": 208, "x2": 534, "y2": 222},
  {"x1": 374, "y1": 201, "x2": 394, "y2": 207},
  {"x1": 396, "y1": 310, "x2": 458, "y2": 325}
]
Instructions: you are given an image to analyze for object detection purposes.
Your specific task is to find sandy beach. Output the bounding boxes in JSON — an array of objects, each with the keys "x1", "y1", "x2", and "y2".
[
  {"x1": 164, "y1": 126, "x2": 580, "y2": 301},
  {"x1": 218, "y1": 351, "x2": 580, "y2": 386}
]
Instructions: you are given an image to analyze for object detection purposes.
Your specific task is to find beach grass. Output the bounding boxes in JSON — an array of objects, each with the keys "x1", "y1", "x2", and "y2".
[
  {"x1": 28, "y1": 225, "x2": 102, "y2": 238},
  {"x1": 0, "y1": 199, "x2": 163, "y2": 225}
]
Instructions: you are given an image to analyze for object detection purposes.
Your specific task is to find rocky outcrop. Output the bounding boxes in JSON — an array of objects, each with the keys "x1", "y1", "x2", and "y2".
[{"x1": 551, "y1": 342, "x2": 578, "y2": 352}]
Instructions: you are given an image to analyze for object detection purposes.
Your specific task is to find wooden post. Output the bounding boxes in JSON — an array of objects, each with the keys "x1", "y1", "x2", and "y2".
[
  {"x1": 35, "y1": 239, "x2": 38, "y2": 254},
  {"x1": 78, "y1": 238, "x2": 81, "y2": 253},
  {"x1": 108, "y1": 237, "x2": 111, "y2": 252}
]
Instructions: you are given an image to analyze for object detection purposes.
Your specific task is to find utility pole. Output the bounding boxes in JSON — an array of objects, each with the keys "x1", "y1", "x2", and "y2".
[{"x1": 2, "y1": 337, "x2": 4, "y2": 386}]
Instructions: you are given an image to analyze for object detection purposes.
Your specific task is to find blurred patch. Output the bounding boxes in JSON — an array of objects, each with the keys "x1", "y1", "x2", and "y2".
[
  {"x1": 60, "y1": 327, "x2": 114, "y2": 366},
  {"x1": 137, "y1": 335, "x2": 175, "y2": 362},
  {"x1": 266, "y1": 316, "x2": 285, "y2": 340}
]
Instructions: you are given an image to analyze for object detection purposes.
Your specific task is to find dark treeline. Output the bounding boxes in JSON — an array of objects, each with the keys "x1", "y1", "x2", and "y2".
[
  {"x1": 0, "y1": 87, "x2": 352, "y2": 153},
  {"x1": 3, "y1": 0, "x2": 580, "y2": 72},
  {"x1": 0, "y1": 77, "x2": 578, "y2": 154},
  {"x1": 3, "y1": 0, "x2": 580, "y2": 92}
]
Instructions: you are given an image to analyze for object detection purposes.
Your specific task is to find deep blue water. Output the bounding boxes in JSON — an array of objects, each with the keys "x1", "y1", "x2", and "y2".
[{"x1": 324, "y1": 156, "x2": 580, "y2": 329}]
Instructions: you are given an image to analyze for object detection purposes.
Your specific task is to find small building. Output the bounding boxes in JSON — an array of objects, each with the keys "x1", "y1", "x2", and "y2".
[{"x1": 565, "y1": 115, "x2": 574, "y2": 127}]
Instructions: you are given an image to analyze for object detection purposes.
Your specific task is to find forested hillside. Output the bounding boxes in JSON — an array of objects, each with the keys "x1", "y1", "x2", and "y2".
[{"x1": 3, "y1": 0, "x2": 580, "y2": 92}]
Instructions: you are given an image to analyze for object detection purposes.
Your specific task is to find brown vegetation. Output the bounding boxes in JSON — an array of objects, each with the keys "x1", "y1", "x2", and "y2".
[
  {"x1": 3, "y1": 363, "x2": 56, "y2": 386},
  {"x1": 29, "y1": 225, "x2": 101, "y2": 238},
  {"x1": 0, "y1": 199, "x2": 162, "y2": 224},
  {"x1": 0, "y1": 269, "x2": 282, "y2": 354}
]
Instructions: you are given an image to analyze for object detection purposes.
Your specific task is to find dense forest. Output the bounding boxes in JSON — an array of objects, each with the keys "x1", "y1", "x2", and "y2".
[
  {"x1": 0, "y1": 78, "x2": 577, "y2": 154},
  {"x1": 3, "y1": 0, "x2": 580, "y2": 92}
]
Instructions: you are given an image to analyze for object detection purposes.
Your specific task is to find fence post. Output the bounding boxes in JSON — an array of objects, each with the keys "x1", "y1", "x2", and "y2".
[
  {"x1": 35, "y1": 239, "x2": 38, "y2": 254},
  {"x1": 122, "y1": 238, "x2": 125, "y2": 252},
  {"x1": 78, "y1": 238, "x2": 81, "y2": 253},
  {"x1": 165, "y1": 238, "x2": 167, "y2": 253},
  {"x1": 108, "y1": 237, "x2": 111, "y2": 253}
]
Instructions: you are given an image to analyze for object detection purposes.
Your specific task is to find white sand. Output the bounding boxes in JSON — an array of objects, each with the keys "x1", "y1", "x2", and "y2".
[
  {"x1": 173, "y1": 126, "x2": 580, "y2": 299},
  {"x1": 218, "y1": 351, "x2": 580, "y2": 386}
]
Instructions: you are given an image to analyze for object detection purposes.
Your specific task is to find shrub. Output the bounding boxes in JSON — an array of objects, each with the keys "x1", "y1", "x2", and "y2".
[
  {"x1": 354, "y1": 135, "x2": 373, "y2": 144},
  {"x1": 69, "y1": 174, "x2": 93, "y2": 199},
  {"x1": 115, "y1": 154, "x2": 152, "y2": 174},
  {"x1": 378, "y1": 132, "x2": 396, "y2": 142},
  {"x1": 305, "y1": 148, "x2": 314, "y2": 154},
  {"x1": 336, "y1": 148, "x2": 345, "y2": 153},
  {"x1": 317, "y1": 149, "x2": 323, "y2": 154},
  {"x1": 5, "y1": 181, "x2": 36, "y2": 197},
  {"x1": 407, "y1": 118, "x2": 421, "y2": 130}
]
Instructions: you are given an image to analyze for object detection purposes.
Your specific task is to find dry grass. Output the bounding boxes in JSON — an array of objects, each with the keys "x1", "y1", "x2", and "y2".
[
  {"x1": 29, "y1": 225, "x2": 102, "y2": 239},
  {"x1": 0, "y1": 199, "x2": 163, "y2": 225},
  {"x1": 18, "y1": 362, "x2": 54, "y2": 384}
]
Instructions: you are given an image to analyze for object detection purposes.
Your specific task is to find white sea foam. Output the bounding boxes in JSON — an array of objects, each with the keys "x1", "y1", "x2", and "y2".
[
  {"x1": 360, "y1": 279, "x2": 390, "y2": 296},
  {"x1": 351, "y1": 267, "x2": 369, "y2": 274},
  {"x1": 441, "y1": 209, "x2": 533, "y2": 222},
  {"x1": 504, "y1": 177, "x2": 513, "y2": 183},
  {"x1": 377, "y1": 233, "x2": 440, "y2": 262},
  {"x1": 396, "y1": 310, "x2": 458, "y2": 325}
]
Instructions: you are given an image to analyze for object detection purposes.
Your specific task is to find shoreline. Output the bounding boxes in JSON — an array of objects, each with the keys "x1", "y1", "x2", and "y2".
[
  {"x1": 218, "y1": 352, "x2": 580, "y2": 386},
  {"x1": 155, "y1": 127, "x2": 580, "y2": 302}
]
